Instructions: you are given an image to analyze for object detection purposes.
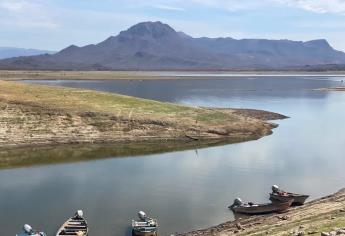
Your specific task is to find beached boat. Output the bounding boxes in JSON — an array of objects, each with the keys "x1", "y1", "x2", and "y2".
[
  {"x1": 16, "y1": 224, "x2": 46, "y2": 236},
  {"x1": 56, "y1": 210, "x2": 88, "y2": 236},
  {"x1": 132, "y1": 211, "x2": 158, "y2": 236},
  {"x1": 270, "y1": 185, "x2": 309, "y2": 205},
  {"x1": 229, "y1": 198, "x2": 293, "y2": 215}
]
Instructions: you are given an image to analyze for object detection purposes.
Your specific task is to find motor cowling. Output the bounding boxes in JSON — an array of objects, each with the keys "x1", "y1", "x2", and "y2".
[
  {"x1": 76, "y1": 210, "x2": 83, "y2": 218},
  {"x1": 233, "y1": 198, "x2": 243, "y2": 206},
  {"x1": 138, "y1": 211, "x2": 147, "y2": 221},
  {"x1": 272, "y1": 185, "x2": 280, "y2": 193},
  {"x1": 23, "y1": 224, "x2": 33, "y2": 234}
]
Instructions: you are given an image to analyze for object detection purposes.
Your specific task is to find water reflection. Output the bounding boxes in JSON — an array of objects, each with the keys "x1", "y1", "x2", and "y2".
[
  {"x1": 24, "y1": 77, "x2": 342, "y2": 103},
  {"x1": 0, "y1": 139, "x2": 242, "y2": 170},
  {"x1": 1, "y1": 77, "x2": 345, "y2": 235}
]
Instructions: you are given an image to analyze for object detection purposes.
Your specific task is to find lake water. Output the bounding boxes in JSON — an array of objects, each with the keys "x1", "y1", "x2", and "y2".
[{"x1": 1, "y1": 76, "x2": 345, "y2": 236}]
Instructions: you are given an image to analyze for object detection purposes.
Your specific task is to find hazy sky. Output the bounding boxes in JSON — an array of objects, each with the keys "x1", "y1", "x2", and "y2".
[{"x1": 1, "y1": 0, "x2": 345, "y2": 51}]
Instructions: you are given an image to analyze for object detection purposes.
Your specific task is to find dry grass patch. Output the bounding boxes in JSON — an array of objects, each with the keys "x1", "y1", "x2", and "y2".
[{"x1": 0, "y1": 80, "x2": 279, "y2": 148}]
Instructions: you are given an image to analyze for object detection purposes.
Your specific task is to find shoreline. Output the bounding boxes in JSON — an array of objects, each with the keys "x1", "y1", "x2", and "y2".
[
  {"x1": 0, "y1": 80, "x2": 287, "y2": 150},
  {"x1": 1, "y1": 70, "x2": 345, "y2": 81},
  {"x1": 316, "y1": 87, "x2": 345, "y2": 92},
  {"x1": 177, "y1": 188, "x2": 345, "y2": 236}
]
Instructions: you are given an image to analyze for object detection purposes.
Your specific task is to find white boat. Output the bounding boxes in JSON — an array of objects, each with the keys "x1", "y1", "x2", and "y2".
[{"x1": 132, "y1": 211, "x2": 158, "y2": 236}]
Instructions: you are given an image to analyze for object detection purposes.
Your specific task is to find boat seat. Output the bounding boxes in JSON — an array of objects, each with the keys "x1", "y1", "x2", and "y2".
[{"x1": 59, "y1": 231, "x2": 86, "y2": 236}]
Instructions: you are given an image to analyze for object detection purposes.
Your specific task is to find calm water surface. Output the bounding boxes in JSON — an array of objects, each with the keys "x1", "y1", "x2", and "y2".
[{"x1": 2, "y1": 76, "x2": 345, "y2": 235}]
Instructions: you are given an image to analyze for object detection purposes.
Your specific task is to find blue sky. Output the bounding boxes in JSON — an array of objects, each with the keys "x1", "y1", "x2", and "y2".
[{"x1": 1, "y1": 0, "x2": 345, "y2": 51}]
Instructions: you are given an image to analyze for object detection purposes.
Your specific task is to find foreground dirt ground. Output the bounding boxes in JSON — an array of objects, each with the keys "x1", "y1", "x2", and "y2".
[{"x1": 177, "y1": 189, "x2": 345, "y2": 236}]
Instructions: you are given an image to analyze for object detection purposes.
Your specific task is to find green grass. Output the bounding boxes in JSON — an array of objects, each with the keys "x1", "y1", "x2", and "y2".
[{"x1": 0, "y1": 80, "x2": 241, "y2": 126}]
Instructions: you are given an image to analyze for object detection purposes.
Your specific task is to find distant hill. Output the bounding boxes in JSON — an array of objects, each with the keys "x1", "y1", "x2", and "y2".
[
  {"x1": 1, "y1": 21, "x2": 345, "y2": 70},
  {"x1": 0, "y1": 47, "x2": 54, "y2": 60},
  {"x1": 296, "y1": 64, "x2": 345, "y2": 71}
]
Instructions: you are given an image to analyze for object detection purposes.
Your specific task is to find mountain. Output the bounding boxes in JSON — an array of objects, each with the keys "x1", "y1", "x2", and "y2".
[
  {"x1": 0, "y1": 47, "x2": 54, "y2": 60},
  {"x1": 1, "y1": 21, "x2": 345, "y2": 70}
]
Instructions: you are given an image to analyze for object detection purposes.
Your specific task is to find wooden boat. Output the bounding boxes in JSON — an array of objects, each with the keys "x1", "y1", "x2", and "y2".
[
  {"x1": 56, "y1": 210, "x2": 88, "y2": 236},
  {"x1": 229, "y1": 198, "x2": 293, "y2": 215},
  {"x1": 17, "y1": 224, "x2": 46, "y2": 236},
  {"x1": 132, "y1": 211, "x2": 158, "y2": 236},
  {"x1": 270, "y1": 185, "x2": 309, "y2": 206}
]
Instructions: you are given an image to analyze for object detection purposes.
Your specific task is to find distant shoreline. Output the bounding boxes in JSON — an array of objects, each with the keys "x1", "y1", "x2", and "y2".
[
  {"x1": 316, "y1": 87, "x2": 345, "y2": 92},
  {"x1": 1, "y1": 70, "x2": 345, "y2": 81}
]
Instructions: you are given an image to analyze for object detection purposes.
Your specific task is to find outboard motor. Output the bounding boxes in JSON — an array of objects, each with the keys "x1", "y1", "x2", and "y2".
[
  {"x1": 23, "y1": 224, "x2": 33, "y2": 234},
  {"x1": 138, "y1": 211, "x2": 147, "y2": 221},
  {"x1": 77, "y1": 210, "x2": 84, "y2": 218},
  {"x1": 272, "y1": 185, "x2": 280, "y2": 193},
  {"x1": 234, "y1": 198, "x2": 243, "y2": 206},
  {"x1": 229, "y1": 198, "x2": 243, "y2": 209}
]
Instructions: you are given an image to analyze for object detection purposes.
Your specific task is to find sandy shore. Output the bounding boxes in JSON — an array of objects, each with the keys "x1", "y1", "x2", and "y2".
[
  {"x1": 0, "y1": 80, "x2": 286, "y2": 150},
  {"x1": 316, "y1": 87, "x2": 345, "y2": 92},
  {"x1": 177, "y1": 188, "x2": 345, "y2": 236}
]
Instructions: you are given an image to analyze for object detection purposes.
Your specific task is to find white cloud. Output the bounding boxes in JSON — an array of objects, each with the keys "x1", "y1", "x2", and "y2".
[
  {"x1": 117, "y1": 0, "x2": 262, "y2": 12},
  {"x1": 297, "y1": 20, "x2": 345, "y2": 29},
  {"x1": 189, "y1": 0, "x2": 262, "y2": 11},
  {"x1": 152, "y1": 4, "x2": 186, "y2": 11},
  {"x1": 0, "y1": 0, "x2": 59, "y2": 29},
  {"x1": 0, "y1": 0, "x2": 28, "y2": 11},
  {"x1": 181, "y1": 0, "x2": 345, "y2": 14},
  {"x1": 273, "y1": 0, "x2": 345, "y2": 14}
]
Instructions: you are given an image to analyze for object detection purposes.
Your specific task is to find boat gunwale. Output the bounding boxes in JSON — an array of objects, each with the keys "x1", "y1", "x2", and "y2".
[
  {"x1": 270, "y1": 192, "x2": 310, "y2": 205},
  {"x1": 56, "y1": 216, "x2": 88, "y2": 236},
  {"x1": 230, "y1": 199, "x2": 293, "y2": 215}
]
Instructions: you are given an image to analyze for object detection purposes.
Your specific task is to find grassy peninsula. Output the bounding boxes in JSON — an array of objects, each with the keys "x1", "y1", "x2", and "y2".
[{"x1": 0, "y1": 80, "x2": 285, "y2": 149}]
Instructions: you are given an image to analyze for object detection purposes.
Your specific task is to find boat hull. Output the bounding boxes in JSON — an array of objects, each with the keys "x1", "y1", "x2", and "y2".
[
  {"x1": 132, "y1": 218, "x2": 158, "y2": 236},
  {"x1": 270, "y1": 193, "x2": 309, "y2": 206},
  {"x1": 132, "y1": 230, "x2": 157, "y2": 236},
  {"x1": 17, "y1": 233, "x2": 46, "y2": 236},
  {"x1": 230, "y1": 200, "x2": 293, "y2": 215},
  {"x1": 56, "y1": 216, "x2": 88, "y2": 236}
]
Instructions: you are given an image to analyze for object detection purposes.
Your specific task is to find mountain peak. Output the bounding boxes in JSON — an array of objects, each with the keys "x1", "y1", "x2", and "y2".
[
  {"x1": 119, "y1": 21, "x2": 178, "y2": 39},
  {"x1": 304, "y1": 39, "x2": 331, "y2": 48},
  {"x1": 2, "y1": 21, "x2": 345, "y2": 70}
]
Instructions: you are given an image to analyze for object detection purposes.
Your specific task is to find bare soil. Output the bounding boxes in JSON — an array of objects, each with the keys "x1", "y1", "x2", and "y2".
[{"x1": 177, "y1": 189, "x2": 345, "y2": 236}]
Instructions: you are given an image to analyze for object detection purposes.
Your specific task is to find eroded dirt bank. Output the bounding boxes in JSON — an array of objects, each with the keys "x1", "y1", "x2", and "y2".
[{"x1": 177, "y1": 189, "x2": 345, "y2": 236}]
